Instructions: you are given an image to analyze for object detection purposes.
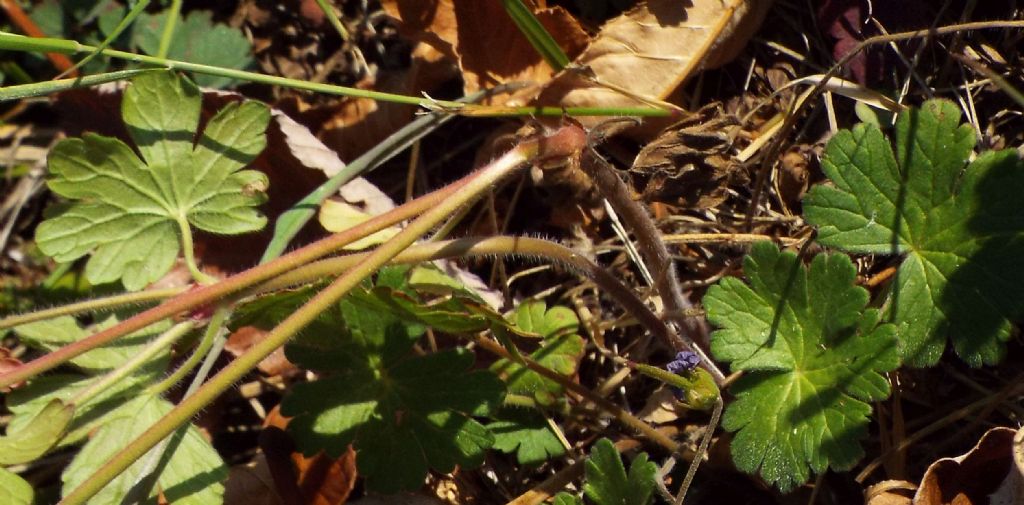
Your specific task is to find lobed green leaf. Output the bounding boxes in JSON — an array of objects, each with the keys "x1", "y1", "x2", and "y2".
[
  {"x1": 281, "y1": 280, "x2": 504, "y2": 493},
  {"x1": 705, "y1": 242, "x2": 899, "y2": 491},
  {"x1": 583, "y1": 438, "x2": 657, "y2": 505},
  {"x1": 804, "y1": 99, "x2": 1024, "y2": 366},
  {"x1": 36, "y1": 71, "x2": 269, "y2": 290},
  {"x1": 61, "y1": 394, "x2": 227, "y2": 505},
  {"x1": 488, "y1": 409, "x2": 566, "y2": 466}
]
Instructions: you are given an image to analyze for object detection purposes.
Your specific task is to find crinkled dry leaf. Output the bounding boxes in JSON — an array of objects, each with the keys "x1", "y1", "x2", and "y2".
[
  {"x1": 261, "y1": 408, "x2": 358, "y2": 505},
  {"x1": 535, "y1": 0, "x2": 771, "y2": 125},
  {"x1": 630, "y1": 104, "x2": 744, "y2": 207},
  {"x1": 915, "y1": 427, "x2": 1023, "y2": 505},
  {"x1": 864, "y1": 480, "x2": 915, "y2": 505},
  {"x1": 381, "y1": 0, "x2": 588, "y2": 97}
]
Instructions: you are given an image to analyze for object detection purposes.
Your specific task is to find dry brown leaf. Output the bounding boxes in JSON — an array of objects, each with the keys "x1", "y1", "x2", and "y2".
[
  {"x1": 865, "y1": 480, "x2": 915, "y2": 505},
  {"x1": 630, "y1": 103, "x2": 744, "y2": 207},
  {"x1": 225, "y1": 326, "x2": 299, "y2": 377},
  {"x1": 380, "y1": 0, "x2": 589, "y2": 96},
  {"x1": 262, "y1": 407, "x2": 359, "y2": 505},
  {"x1": 223, "y1": 454, "x2": 285, "y2": 505},
  {"x1": 534, "y1": 0, "x2": 772, "y2": 125},
  {"x1": 320, "y1": 42, "x2": 455, "y2": 161},
  {"x1": 915, "y1": 426, "x2": 1023, "y2": 505}
]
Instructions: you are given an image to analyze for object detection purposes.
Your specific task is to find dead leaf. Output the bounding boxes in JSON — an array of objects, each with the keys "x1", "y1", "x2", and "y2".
[
  {"x1": 225, "y1": 326, "x2": 299, "y2": 377},
  {"x1": 381, "y1": 0, "x2": 589, "y2": 96},
  {"x1": 915, "y1": 426, "x2": 1022, "y2": 505},
  {"x1": 534, "y1": 0, "x2": 772, "y2": 125},
  {"x1": 637, "y1": 387, "x2": 682, "y2": 425},
  {"x1": 319, "y1": 42, "x2": 456, "y2": 161},
  {"x1": 630, "y1": 104, "x2": 744, "y2": 207},
  {"x1": 224, "y1": 454, "x2": 285, "y2": 505},
  {"x1": 777, "y1": 146, "x2": 811, "y2": 211},
  {"x1": 262, "y1": 407, "x2": 358, "y2": 505},
  {"x1": 816, "y1": 0, "x2": 930, "y2": 85},
  {"x1": 865, "y1": 480, "x2": 915, "y2": 505}
]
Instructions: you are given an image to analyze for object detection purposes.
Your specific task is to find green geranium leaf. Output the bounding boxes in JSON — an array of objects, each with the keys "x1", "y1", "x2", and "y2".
[
  {"x1": 6, "y1": 359, "x2": 168, "y2": 449},
  {"x1": 0, "y1": 467, "x2": 33, "y2": 505},
  {"x1": 583, "y1": 438, "x2": 657, "y2": 505},
  {"x1": 552, "y1": 492, "x2": 583, "y2": 505},
  {"x1": 14, "y1": 314, "x2": 171, "y2": 373},
  {"x1": 134, "y1": 10, "x2": 255, "y2": 88},
  {"x1": 36, "y1": 71, "x2": 269, "y2": 290},
  {"x1": 281, "y1": 288, "x2": 505, "y2": 493},
  {"x1": 704, "y1": 242, "x2": 899, "y2": 491},
  {"x1": 62, "y1": 394, "x2": 227, "y2": 505},
  {"x1": 0, "y1": 399, "x2": 74, "y2": 465},
  {"x1": 7, "y1": 311, "x2": 173, "y2": 460},
  {"x1": 487, "y1": 409, "x2": 566, "y2": 466},
  {"x1": 491, "y1": 300, "x2": 584, "y2": 405},
  {"x1": 804, "y1": 99, "x2": 1024, "y2": 366}
]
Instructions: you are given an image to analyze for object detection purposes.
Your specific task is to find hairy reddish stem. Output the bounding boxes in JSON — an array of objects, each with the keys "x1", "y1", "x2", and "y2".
[{"x1": 0, "y1": 178, "x2": 467, "y2": 389}]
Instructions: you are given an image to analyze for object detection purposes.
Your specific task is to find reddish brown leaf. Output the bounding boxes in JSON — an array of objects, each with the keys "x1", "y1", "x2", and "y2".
[
  {"x1": 535, "y1": 0, "x2": 771, "y2": 126},
  {"x1": 261, "y1": 407, "x2": 358, "y2": 505},
  {"x1": 225, "y1": 326, "x2": 299, "y2": 377},
  {"x1": 915, "y1": 427, "x2": 1023, "y2": 505},
  {"x1": 381, "y1": 0, "x2": 589, "y2": 96}
]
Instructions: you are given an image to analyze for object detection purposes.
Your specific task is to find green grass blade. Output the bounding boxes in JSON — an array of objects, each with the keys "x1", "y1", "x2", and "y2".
[
  {"x1": 312, "y1": 0, "x2": 350, "y2": 40},
  {"x1": 157, "y1": 0, "x2": 183, "y2": 59},
  {"x1": 0, "y1": 33, "x2": 672, "y2": 118},
  {"x1": 0, "y1": 69, "x2": 154, "y2": 101},
  {"x1": 259, "y1": 88, "x2": 493, "y2": 263},
  {"x1": 58, "y1": 0, "x2": 152, "y2": 78},
  {"x1": 501, "y1": 0, "x2": 570, "y2": 71}
]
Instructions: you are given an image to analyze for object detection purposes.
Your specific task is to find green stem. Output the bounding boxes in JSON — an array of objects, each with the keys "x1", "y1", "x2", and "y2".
[
  {"x1": 147, "y1": 306, "x2": 228, "y2": 394},
  {"x1": 0, "y1": 177, "x2": 466, "y2": 389},
  {"x1": 70, "y1": 321, "x2": 194, "y2": 407},
  {"x1": 176, "y1": 218, "x2": 216, "y2": 285},
  {"x1": 58, "y1": 126, "x2": 585, "y2": 505},
  {"x1": 0, "y1": 33, "x2": 670, "y2": 117},
  {"x1": 312, "y1": 0, "x2": 349, "y2": 40},
  {"x1": 41, "y1": 261, "x2": 75, "y2": 289},
  {"x1": 674, "y1": 397, "x2": 722, "y2": 505},
  {"x1": 57, "y1": 0, "x2": 152, "y2": 78},
  {"x1": 259, "y1": 86, "x2": 496, "y2": 263},
  {"x1": 132, "y1": 306, "x2": 231, "y2": 500},
  {"x1": 156, "y1": 0, "x2": 182, "y2": 59},
  {"x1": 250, "y1": 236, "x2": 678, "y2": 359},
  {"x1": 0, "y1": 68, "x2": 155, "y2": 101},
  {"x1": 0, "y1": 287, "x2": 186, "y2": 330},
  {"x1": 474, "y1": 335, "x2": 679, "y2": 453}
]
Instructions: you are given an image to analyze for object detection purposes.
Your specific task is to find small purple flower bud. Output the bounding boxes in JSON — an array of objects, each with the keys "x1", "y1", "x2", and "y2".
[{"x1": 666, "y1": 351, "x2": 700, "y2": 375}]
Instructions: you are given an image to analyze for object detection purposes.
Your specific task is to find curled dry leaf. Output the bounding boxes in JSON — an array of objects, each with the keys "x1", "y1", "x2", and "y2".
[
  {"x1": 380, "y1": 0, "x2": 589, "y2": 97},
  {"x1": 864, "y1": 480, "x2": 915, "y2": 505},
  {"x1": 534, "y1": 0, "x2": 772, "y2": 126},
  {"x1": 915, "y1": 426, "x2": 1023, "y2": 505},
  {"x1": 630, "y1": 104, "x2": 745, "y2": 207},
  {"x1": 223, "y1": 454, "x2": 284, "y2": 505}
]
